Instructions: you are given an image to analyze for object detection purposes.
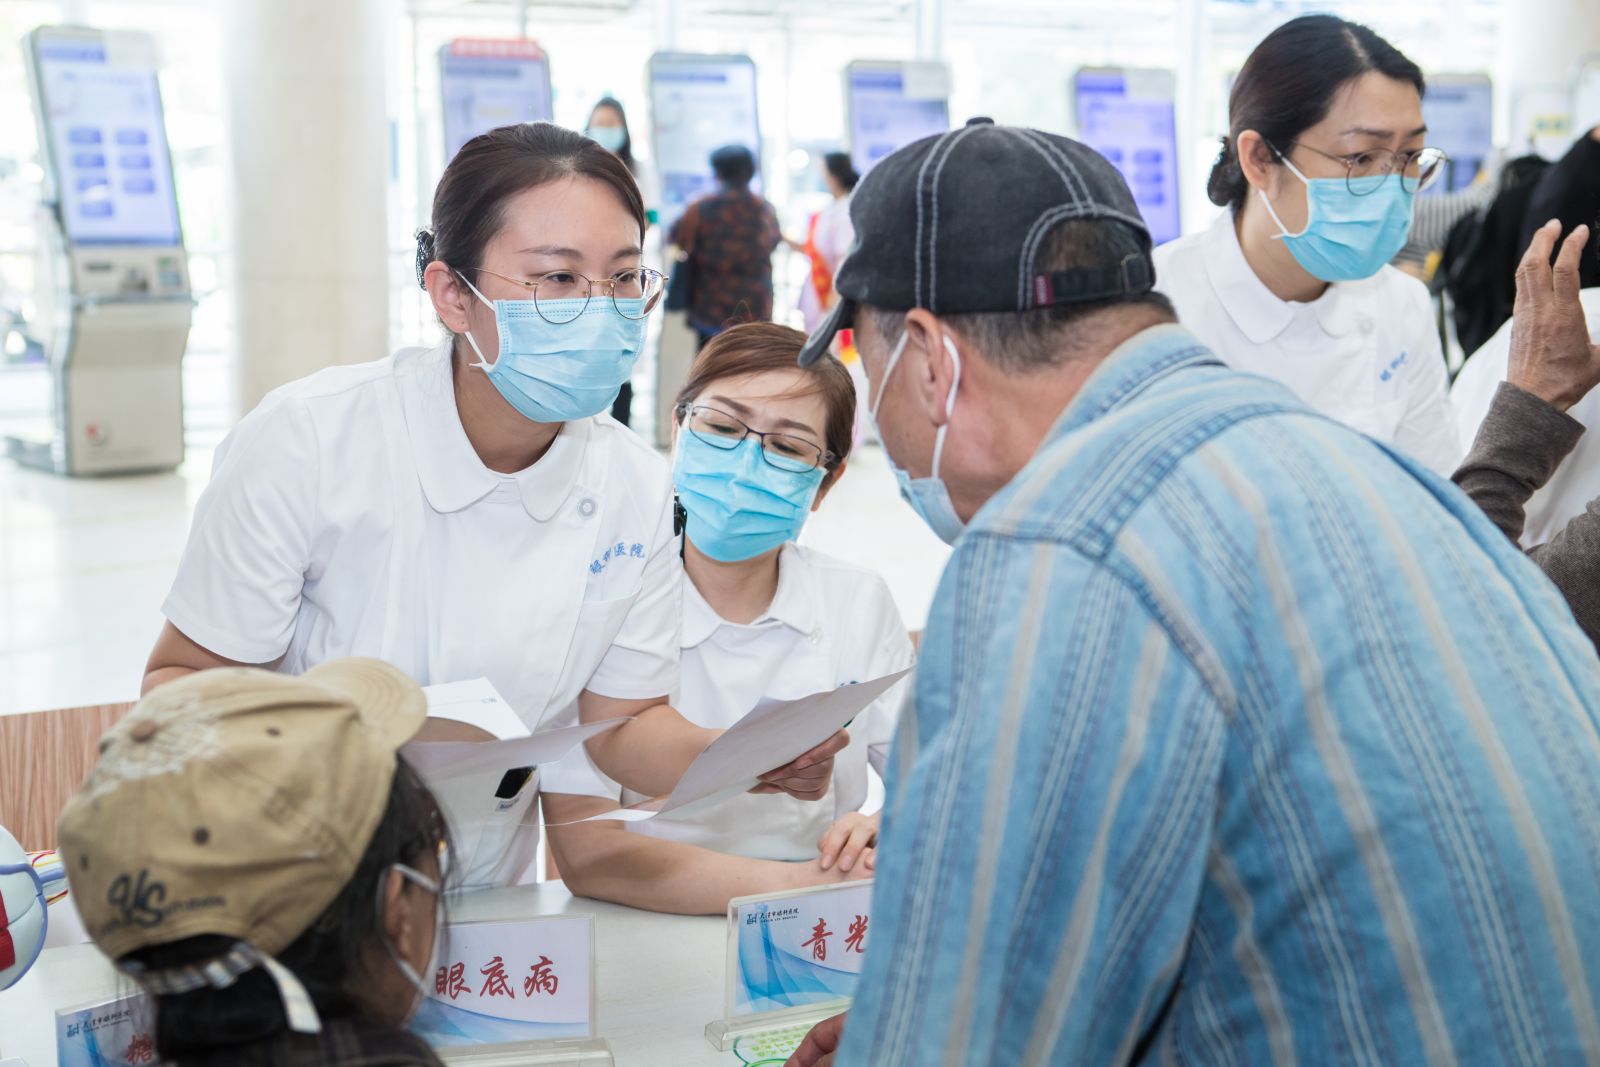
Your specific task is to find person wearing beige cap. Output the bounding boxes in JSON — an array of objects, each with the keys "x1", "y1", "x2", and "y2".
[{"x1": 58, "y1": 658, "x2": 451, "y2": 1067}]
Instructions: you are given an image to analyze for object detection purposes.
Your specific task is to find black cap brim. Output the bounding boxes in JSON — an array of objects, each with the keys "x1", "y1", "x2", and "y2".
[{"x1": 797, "y1": 298, "x2": 856, "y2": 367}]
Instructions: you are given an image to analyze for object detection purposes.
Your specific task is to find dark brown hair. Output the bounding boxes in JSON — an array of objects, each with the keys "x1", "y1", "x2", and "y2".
[
  {"x1": 415, "y1": 121, "x2": 645, "y2": 289},
  {"x1": 675, "y1": 323, "x2": 857, "y2": 472},
  {"x1": 1207, "y1": 15, "x2": 1424, "y2": 210}
]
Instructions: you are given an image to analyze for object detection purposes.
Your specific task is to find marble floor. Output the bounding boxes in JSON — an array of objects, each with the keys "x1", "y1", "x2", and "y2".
[{"x1": 0, "y1": 369, "x2": 951, "y2": 715}]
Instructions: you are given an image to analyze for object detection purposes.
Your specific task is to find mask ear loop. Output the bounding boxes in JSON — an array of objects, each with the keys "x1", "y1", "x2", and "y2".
[
  {"x1": 929, "y1": 335, "x2": 962, "y2": 482},
  {"x1": 454, "y1": 271, "x2": 498, "y2": 370},
  {"x1": 869, "y1": 329, "x2": 911, "y2": 423},
  {"x1": 1256, "y1": 144, "x2": 1314, "y2": 241},
  {"x1": 376, "y1": 863, "x2": 442, "y2": 1026}
]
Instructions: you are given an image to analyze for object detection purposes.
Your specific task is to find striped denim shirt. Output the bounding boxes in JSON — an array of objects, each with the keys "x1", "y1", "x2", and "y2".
[{"x1": 839, "y1": 324, "x2": 1600, "y2": 1066}]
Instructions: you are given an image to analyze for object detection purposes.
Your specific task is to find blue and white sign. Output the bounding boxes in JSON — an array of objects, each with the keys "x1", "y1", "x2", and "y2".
[
  {"x1": 649, "y1": 52, "x2": 761, "y2": 234},
  {"x1": 413, "y1": 915, "x2": 595, "y2": 1047},
  {"x1": 439, "y1": 38, "x2": 553, "y2": 163},
  {"x1": 1422, "y1": 74, "x2": 1493, "y2": 194},
  {"x1": 1073, "y1": 67, "x2": 1181, "y2": 246},
  {"x1": 55, "y1": 993, "x2": 155, "y2": 1067},
  {"x1": 30, "y1": 29, "x2": 182, "y2": 247},
  {"x1": 846, "y1": 61, "x2": 951, "y2": 176},
  {"x1": 725, "y1": 881, "x2": 873, "y2": 1018}
]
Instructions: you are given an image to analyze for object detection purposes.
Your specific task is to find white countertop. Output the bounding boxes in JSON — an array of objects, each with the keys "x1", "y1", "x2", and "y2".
[{"x1": 0, "y1": 881, "x2": 736, "y2": 1067}]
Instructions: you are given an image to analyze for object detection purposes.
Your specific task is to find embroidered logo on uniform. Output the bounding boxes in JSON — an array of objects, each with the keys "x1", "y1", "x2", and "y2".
[
  {"x1": 1380, "y1": 350, "x2": 1408, "y2": 382},
  {"x1": 589, "y1": 540, "x2": 646, "y2": 575}
]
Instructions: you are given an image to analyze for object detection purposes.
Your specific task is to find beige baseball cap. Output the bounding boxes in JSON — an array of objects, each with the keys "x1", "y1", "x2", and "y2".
[{"x1": 58, "y1": 658, "x2": 428, "y2": 966}]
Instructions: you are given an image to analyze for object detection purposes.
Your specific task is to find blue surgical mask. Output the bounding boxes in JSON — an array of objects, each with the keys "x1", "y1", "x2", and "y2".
[
  {"x1": 458, "y1": 273, "x2": 645, "y2": 424},
  {"x1": 586, "y1": 125, "x2": 627, "y2": 153},
  {"x1": 673, "y1": 433, "x2": 824, "y2": 562},
  {"x1": 870, "y1": 330, "x2": 966, "y2": 545},
  {"x1": 1259, "y1": 154, "x2": 1415, "y2": 283}
]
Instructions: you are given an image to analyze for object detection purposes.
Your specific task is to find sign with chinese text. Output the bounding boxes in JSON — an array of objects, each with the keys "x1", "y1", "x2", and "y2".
[
  {"x1": 56, "y1": 993, "x2": 156, "y2": 1067},
  {"x1": 726, "y1": 880, "x2": 873, "y2": 1017},
  {"x1": 413, "y1": 916, "x2": 594, "y2": 1047}
]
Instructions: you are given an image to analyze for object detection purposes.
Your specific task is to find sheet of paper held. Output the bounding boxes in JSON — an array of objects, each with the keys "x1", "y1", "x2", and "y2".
[
  {"x1": 406, "y1": 678, "x2": 629, "y2": 777},
  {"x1": 571, "y1": 668, "x2": 913, "y2": 825}
]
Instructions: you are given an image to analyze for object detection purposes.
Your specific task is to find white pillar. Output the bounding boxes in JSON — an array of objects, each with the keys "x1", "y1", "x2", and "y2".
[
  {"x1": 914, "y1": 0, "x2": 944, "y2": 62},
  {"x1": 1174, "y1": 0, "x2": 1211, "y2": 238},
  {"x1": 223, "y1": 0, "x2": 393, "y2": 414},
  {"x1": 1496, "y1": 0, "x2": 1600, "y2": 151},
  {"x1": 655, "y1": 0, "x2": 680, "y2": 53}
]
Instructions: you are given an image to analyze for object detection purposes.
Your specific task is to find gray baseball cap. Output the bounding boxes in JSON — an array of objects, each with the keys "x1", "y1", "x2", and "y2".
[{"x1": 798, "y1": 118, "x2": 1155, "y2": 366}]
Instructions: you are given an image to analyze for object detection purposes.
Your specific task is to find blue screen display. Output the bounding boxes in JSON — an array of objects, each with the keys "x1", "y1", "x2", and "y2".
[
  {"x1": 35, "y1": 33, "x2": 182, "y2": 246},
  {"x1": 848, "y1": 67, "x2": 949, "y2": 176},
  {"x1": 1074, "y1": 69, "x2": 1181, "y2": 246},
  {"x1": 1421, "y1": 77, "x2": 1493, "y2": 195}
]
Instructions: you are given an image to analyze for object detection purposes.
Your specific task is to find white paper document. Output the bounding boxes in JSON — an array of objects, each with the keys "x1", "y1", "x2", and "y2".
[
  {"x1": 420, "y1": 677, "x2": 530, "y2": 740},
  {"x1": 576, "y1": 668, "x2": 913, "y2": 825},
  {"x1": 411, "y1": 679, "x2": 629, "y2": 889},
  {"x1": 404, "y1": 718, "x2": 628, "y2": 777}
]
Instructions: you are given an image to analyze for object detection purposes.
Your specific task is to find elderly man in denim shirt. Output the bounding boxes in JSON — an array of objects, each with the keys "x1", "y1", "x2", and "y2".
[{"x1": 787, "y1": 120, "x2": 1600, "y2": 1067}]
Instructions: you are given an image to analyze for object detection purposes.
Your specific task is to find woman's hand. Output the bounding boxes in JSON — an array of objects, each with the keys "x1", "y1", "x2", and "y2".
[
  {"x1": 785, "y1": 1012, "x2": 847, "y2": 1067},
  {"x1": 818, "y1": 812, "x2": 879, "y2": 874},
  {"x1": 750, "y1": 729, "x2": 849, "y2": 801}
]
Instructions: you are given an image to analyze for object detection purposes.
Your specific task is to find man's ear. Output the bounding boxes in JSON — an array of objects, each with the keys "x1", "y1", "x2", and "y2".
[
  {"x1": 424, "y1": 261, "x2": 473, "y2": 334},
  {"x1": 1235, "y1": 129, "x2": 1281, "y2": 196},
  {"x1": 812, "y1": 460, "x2": 848, "y2": 511},
  {"x1": 900, "y1": 309, "x2": 958, "y2": 428}
]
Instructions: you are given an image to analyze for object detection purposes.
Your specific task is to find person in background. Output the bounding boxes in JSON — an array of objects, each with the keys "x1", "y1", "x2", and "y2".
[
  {"x1": 1155, "y1": 15, "x2": 1461, "y2": 474},
  {"x1": 787, "y1": 119, "x2": 1600, "y2": 1066},
  {"x1": 585, "y1": 96, "x2": 659, "y2": 428},
  {"x1": 1453, "y1": 220, "x2": 1600, "y2": 653},
  {"x1": 788, "y1": 152, "x2": 860, "y2": 335},
  {"x1": 670, "y1": 144, "x2": 782, "y2": 349},
  {"x1": 1452, "y1": 125, "x2": 1600, "y2": 545},
  {"x1": 57, "y1": 659, "x2": 450, "y2": 1067},
  {"x1": 546, "y1": 324, "x2": 911, "y2": 915}
]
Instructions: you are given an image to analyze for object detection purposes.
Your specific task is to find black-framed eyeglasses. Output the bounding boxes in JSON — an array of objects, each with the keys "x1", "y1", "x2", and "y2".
[
  {"x1": 1277, "y1": 141, "x2": 1449, "y2": 195},
  {"x1": 471, "y1": 266, "x2": 667, "y2": 323},
  {"x1": 677, "y1": 403, "x2": 835, "y2": 473}
]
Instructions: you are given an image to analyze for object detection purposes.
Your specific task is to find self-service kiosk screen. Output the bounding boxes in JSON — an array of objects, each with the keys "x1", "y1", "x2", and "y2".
[
  {"x1": 649, "y1": 53, "x2": 761, "y2": 234},
  {"x1": 32, "y1": 30, "x2": 182, "y2": 246},
  {"x1": 1074, "y1": 68, "x2": 1180, "y2": 246},
  {"x1": 847, "y1": 64, "x2": 950, "y2": 176},
  {"x1": 439, "y1": 40, "x2": 553, "y2": 162},
  {"x1": 1422, "y1": 75, "x2": 1493, "y2": 195}
]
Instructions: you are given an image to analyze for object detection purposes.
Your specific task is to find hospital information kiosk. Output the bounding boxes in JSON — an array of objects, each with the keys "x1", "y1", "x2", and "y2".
[{"x1": 8, "y1": 26, "x2": 191, "y2": 476}]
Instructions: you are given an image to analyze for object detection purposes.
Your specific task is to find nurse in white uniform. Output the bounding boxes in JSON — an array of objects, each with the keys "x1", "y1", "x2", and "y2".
[
  {"x1": 1153, "y1": 14, "x2": 1461, "y2": 474},
  {"x1": 546, "y1": 324, "x2": 914, "y2": 915},
  {"x1": 144, "y1": 123, "x2": 843, "y2": 881}
]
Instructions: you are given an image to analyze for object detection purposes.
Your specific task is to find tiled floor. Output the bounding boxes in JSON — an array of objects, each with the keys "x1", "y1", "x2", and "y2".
[{"x1": 0, "y1": 374, "x2": 951, "y2": 715}]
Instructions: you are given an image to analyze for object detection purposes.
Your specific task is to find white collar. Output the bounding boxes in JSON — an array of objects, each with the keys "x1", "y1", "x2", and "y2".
[
  {"x1": 1203, "y1": 211, "x2": 1361, "y2": 345},
  {"x1": 400, "y1": 341, "x2": 591, "y2": 522},
  {"x1": 682, "y1": 543, "x2": 819, "y2": 649}
]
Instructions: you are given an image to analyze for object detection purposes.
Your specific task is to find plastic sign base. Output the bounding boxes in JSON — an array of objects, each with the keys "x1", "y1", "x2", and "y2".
[
  {"x1": 439, "y1": 1036, "x2": 614, "y2": 1065},
  {"x1": 704, "y1": 998, "x2": 850, "y2": 1053}
]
